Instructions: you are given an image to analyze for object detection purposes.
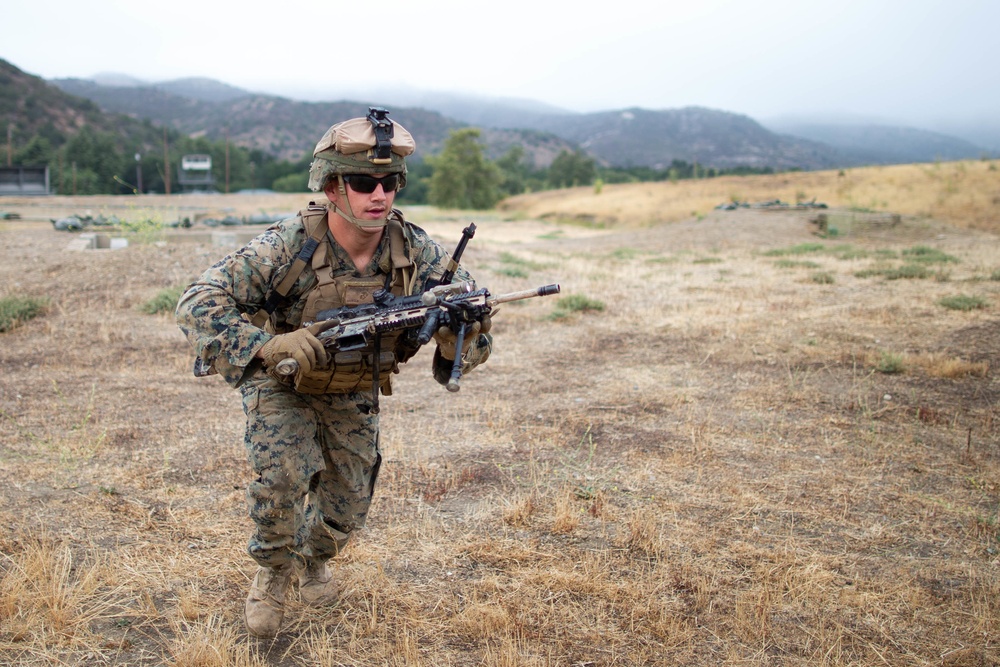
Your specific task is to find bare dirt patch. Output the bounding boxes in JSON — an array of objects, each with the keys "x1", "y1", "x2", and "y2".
[{"x1": 1, "y1": 195, "x2": 999, "y2": 665}]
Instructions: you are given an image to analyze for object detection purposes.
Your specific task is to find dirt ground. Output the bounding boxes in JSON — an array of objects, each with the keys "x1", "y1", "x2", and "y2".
[{"x1": 1, "y1": 194, "x2": 999, "y2": 665}]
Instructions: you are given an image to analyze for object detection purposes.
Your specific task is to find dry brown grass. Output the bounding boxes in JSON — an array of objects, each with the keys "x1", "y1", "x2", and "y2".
[
  {"x1": 500, "y1": 159, "x2": 1000, "y2": 233},
  {"x1": 1, "y1": 173, "x2": 999, "y2": 665}
]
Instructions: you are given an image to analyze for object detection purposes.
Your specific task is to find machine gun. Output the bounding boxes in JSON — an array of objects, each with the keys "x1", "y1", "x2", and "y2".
[
  {"x1": 276, "y1": 280, "x2": 560, "y2": 392},
  {"x1": 275, "y1": 223, "x2": 559, "y2": 397}
]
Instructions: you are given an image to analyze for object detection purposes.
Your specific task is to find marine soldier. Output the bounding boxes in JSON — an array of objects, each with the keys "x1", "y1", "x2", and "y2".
[{"x1": 175, "y1": 108, "x2": 492, "y2": 637}]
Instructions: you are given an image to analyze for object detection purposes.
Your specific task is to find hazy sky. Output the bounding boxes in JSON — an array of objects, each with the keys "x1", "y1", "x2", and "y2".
[{"x1": 3, "y1": 0, "x2": 998, "y2": 128}]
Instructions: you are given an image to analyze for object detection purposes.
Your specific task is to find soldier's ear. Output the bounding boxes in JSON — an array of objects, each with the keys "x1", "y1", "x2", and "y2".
[{"x1": 323, "y1": 177, "x2": 341, "y2": 203}]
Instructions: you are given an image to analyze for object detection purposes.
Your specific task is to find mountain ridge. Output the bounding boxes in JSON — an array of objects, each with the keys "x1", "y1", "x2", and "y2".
[{"x1": 32, "y1": 66, "x2": 999, "y2": 169}]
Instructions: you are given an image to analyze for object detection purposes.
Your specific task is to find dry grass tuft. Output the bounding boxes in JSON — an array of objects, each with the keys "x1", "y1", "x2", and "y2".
[
  {"x1": 166, "y1": 615, "x2": 266, "y2": 667},
  {"x1": 501, "y1": 490, "x2": 538, "y2": 527},
  {"x1": 0, "y1": 531, "x2": 125, "y2": 662},
  {"x1": 914, "y1": 352, "x2": 991, "y2": 378}
]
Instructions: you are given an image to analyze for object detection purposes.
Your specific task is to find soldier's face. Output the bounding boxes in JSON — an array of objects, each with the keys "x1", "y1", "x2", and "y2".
[{"x1": 326, "y1": 174, "x2": 396, "y2": 225}]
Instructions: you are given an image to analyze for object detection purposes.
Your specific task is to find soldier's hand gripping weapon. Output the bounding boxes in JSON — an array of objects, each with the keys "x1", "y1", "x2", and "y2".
[{"x1": 275, "y1": 223, "x2": 560, "y2": 393}]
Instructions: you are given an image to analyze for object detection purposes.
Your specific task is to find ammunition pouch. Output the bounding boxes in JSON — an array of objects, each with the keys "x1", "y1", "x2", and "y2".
[{"x1": 289, "y1": 346, "x2": 400, "y2": 395}]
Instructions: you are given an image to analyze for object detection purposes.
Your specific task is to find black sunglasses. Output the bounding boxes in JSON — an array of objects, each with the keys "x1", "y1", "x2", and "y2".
[{"x1": 342, "y1": 174, "x2": 399, "y2": 194}]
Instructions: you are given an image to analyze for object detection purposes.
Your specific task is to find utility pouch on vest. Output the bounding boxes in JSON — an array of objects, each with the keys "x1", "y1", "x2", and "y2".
[{"x1": 291, "y1": 350, "x2": 398, "y2": 395}]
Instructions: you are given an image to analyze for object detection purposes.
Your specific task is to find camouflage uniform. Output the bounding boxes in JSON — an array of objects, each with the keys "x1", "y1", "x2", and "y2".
[{"x1": 176, "y1": 209, "x2": 491, "y2": 569}]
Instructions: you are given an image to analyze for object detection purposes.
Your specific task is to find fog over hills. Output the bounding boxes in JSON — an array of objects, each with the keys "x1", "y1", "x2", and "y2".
[{"x1": 47, "y1": 71, "x2": 997, "y2": 170}]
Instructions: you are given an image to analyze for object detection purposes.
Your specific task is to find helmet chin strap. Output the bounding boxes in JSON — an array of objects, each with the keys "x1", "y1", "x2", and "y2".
[{"x1": 329, "y1": 176, "x2": 390, "y2": 229}]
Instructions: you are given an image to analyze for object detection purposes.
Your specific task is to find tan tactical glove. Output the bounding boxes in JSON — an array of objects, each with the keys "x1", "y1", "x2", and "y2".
[
  {"x1": 433, "y1": 314, "x2": 491, "y2": 360},
  {"x1": 257, "y1": 320, "x2": 339, "y2": 374}
]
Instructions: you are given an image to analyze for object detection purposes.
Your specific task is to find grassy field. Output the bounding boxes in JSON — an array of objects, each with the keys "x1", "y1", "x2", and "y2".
[{"x1": 1, "y1": 162, "x2": 999, "y2": 665}]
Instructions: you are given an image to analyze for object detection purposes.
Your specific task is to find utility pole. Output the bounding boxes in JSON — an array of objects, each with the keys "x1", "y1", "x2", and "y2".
[
  {"x1": 225, "y1": 126, "x2": 230, "y2": 194},
  {"x1": 6, "y1": 124, "x2": 12, "y2": 167},
  {"x1": 163, "y1": 128, "x2": 171, "y2": 195},
  {"x1": 135, "y1": 152, "x2": 143, "y2": 194}
]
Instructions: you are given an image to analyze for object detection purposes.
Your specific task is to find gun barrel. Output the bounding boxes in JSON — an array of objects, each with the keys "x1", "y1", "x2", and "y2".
[{"x1": 491, "y1": 283, "x2": 561, "y2": 306}]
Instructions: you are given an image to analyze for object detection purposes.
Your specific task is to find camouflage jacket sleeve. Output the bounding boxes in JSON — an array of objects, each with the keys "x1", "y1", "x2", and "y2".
[
  {"x1": 404, "y1": 222, "x2": 493, "y2": 384},
  {"x1": 175, "y1": 219, "x2": 304, "y2": 388}
]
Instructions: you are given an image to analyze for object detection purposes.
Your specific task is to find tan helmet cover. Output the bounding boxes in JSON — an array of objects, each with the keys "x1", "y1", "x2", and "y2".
[{"x1": 308, "y1": 117, "x2": 416, "y2": 191}]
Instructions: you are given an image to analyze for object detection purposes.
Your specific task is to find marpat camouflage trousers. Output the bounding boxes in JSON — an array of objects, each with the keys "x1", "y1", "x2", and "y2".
[{"x1": 239, "y1": 374, "x2": 381, "y2": 568}]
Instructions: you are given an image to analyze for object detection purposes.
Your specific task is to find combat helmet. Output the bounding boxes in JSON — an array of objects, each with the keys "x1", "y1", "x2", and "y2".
[{"x1": 308, "y1": 108, "x2": 415, "y2": 228}]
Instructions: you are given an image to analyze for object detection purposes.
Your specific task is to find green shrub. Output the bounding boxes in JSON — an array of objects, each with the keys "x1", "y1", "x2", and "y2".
[
  {"x1": 902, "y1": 246, "x2": 959, "y2": 264},
  {"x1": 883, "y1": 264, "x2": 931, "y2": 280},
  {"x1": 774, "y1": 259, "x2": 821, "y2": 269},
  {"x1": 762, "y1": 243, "x2": 827, "y2": 257},
  {"x1": 938, "y1": 294, "x2": 988, "y2": 311},
  {"x1": 853, "y1": 263, "x2": 929, "y2": 280},
  {"x1": 833, "y1": 247, "x2": 869, "y2": 260},
  {"x1": 141, "y1": 286, "x2": 186, "y2": 315},
  {"x1": 118, "y1": 216, "x2": 166, "y2": 244},
  {"x1": 499, "y1": 252, "x2": 545, "y2": 271},
  {"x1": 810, "y1": 272, "x2": 835, "y2": 284},
  {"x1": 0, "y1": 295, "x2": 47, "y2": 332},
  {"x1": 609, "y1": 247, "x2": 639, "y2": 260},
  {"x1": 875, "y1": 351, "x2": 905, "y2": 374},
  {"x1": 550, "y1": 294, "x2": 605, "y2": 320},
  {"x1": 495, "y1": 266, "x2": 529, "y2": 279}
]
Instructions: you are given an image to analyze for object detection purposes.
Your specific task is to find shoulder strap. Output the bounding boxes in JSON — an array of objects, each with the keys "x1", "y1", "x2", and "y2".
[
  {"x1": 249, "y1": 203, "x2": 328, "y2": 328},
  {"x1": 386, "y1": 211, "x2": 413, "y2": 270},
  {"x1": 386, "y1": 210, "x2": 416, "y2": 294}
]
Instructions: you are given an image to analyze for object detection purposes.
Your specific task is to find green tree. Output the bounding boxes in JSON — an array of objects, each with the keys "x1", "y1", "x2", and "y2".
[
  {"x1": 58, "y1": 127, "x2": 124, "y2": 194},
  {"x1": 272, "y1": 172, "x2": 309, "y2": 192},
  {"x1": 547, "y1": 150, "x2": 596, "y2": 189},
  {"x1": 395, "y1": 158, "x2": 431, "y2": 204},
  {"x1": 495, "y1": 145, "x2": 536, "y2": 197},
  {"x1": 428, "y1": 128, "x2": 502, "y2": 210},
  {"x1": 13, "y1": 135, "x2": 53, "y2": 166}
]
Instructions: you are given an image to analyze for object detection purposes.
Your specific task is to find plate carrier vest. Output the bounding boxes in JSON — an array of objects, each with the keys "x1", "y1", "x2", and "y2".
[{"x1": 251, "y1": 203, "x2": 417, "y2": 396}]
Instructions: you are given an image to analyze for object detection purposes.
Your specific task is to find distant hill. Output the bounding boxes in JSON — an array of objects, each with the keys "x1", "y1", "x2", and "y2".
[
  {"x1": 0, "y1": 59, "x2": 161, "y2": 153},
  {"x1": 926, "y1": 117, "x2": 1000, "y2": 153},
  {"x1": 349, "y1": 88, "x2": 574, "y2": 127},
  {"x1": 50, "y1": 77, "x2": 574, "y2": 166},
  {"x1": 70, "y1": 74, "x2": 253, "y2": 103},
  {"x1": 367, "y1": 91, "x2": 994, "y2": 169},
  {"x1": 38, "y1": 67, "x2": 996, "y2": 170},
  {"x1": 49, "y1": 75, "x2": 843, "y2": 169},
  {"x1": 762, "y1": 121, "x2": 990, "y2": 165},
  {"x1": 528, "y1": 107, "x2": 841, "y2": 170}
]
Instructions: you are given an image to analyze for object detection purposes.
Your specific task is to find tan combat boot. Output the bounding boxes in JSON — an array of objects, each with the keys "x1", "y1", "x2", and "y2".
[
  {"x1": 298, "y1": 560, "x2": 339, "y2": 605},
  {"x1": 245, "y1": 564, "x2": 293, "y2": 637}
]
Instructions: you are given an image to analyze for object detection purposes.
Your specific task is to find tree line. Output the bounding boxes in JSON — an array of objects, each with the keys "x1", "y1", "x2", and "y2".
[{"x1": 9, "y1": 125, "x2": 776, "y2": 207}]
